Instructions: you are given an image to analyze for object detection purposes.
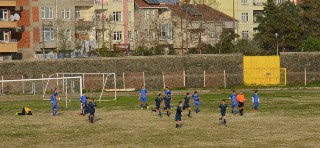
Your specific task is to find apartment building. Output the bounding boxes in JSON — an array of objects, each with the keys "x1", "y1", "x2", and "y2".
[{"x1": 134, "y1": 0, "x2": 238, "y2": 51}]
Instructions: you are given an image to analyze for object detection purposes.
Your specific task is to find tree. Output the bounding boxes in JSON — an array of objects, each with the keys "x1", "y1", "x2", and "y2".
[
  {"x1": 255, "y1": 0, "x2": 301, "y2": 51},
  {"x1": 299, "y1": 37, "x2": 320, "y2": 52},
  {"x1": 215, "y1": 28, "x2": 239, "y2": 53},
  {"x1": 299, "y1": 0, "x2": 320, "y2": 38}
]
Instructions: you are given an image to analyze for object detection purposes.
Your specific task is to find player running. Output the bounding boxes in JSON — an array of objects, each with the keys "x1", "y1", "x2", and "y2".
[
  {"x1": 182, "y1": 93, "x2": 192, "y2": 117},
  {"x1": 175, "y1": 101, "x2": 183, "y2": 129},
  {"x1": 80, "y1": 92, "x2": 87, "y2": 116},
  {"x1": 139, "y1": 85, "x2": 149, "y2": 110},
  {"x1": 252, "y1": 90, "x2": 259, "y2": 113},
  {"x1": 192, "y1": 91, "x2": 200, "y2": 113},
  {"x1": 154, "y1": 94, "x2": 163, "y2": 118},
  {"x1": 164, "y1": 87, "x2": 172, "y2": 111},
  {"x1": 218, "y1": 99, "x2": 228, "y2": 126},
  {"x1": 88, "y1": 98, "x2": 97, "y2": 124},
  {"x1": 163, "y1": 93, "x2": 172, "y2": 117},
  {"x1": 229, "y1": 90, "x2": 238, "y2": 116},
  {"x1": 51, "y1": 94, "x2": 58, "y2": 116},
  {"x1": 237, "y1": 91, "x2": 246, "y2": 116}
]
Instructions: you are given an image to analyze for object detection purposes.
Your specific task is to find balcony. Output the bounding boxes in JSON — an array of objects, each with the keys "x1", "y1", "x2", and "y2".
[
  {"x1": 75, "y1": 0, "x2": 94, "y2": 7},
  {"x1": 0, "y1": 41, "x2": 17, "y2": 52},
  {"x1": 0, "y1": 0, "x2": 16, "y2": 6},
  {"x1": 94, "y1": 0, "x2": 108, "y2": 10},
  {"x1": 0, "y1": 21, "x2": 17, "y2": 28}
]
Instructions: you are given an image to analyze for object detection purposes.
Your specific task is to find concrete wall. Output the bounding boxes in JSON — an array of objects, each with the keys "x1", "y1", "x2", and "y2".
[
  {"x1": 280, "y1": 52, "x2": 320, "y2": 84},
  {"x1": 0, "y1": 54, "x2": 243, "y2": 92}
]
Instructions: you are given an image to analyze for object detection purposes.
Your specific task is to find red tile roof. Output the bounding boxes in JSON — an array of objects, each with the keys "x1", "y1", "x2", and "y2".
[{"x1": 135, "y1": 0, "x2": 168, "y2": 8}]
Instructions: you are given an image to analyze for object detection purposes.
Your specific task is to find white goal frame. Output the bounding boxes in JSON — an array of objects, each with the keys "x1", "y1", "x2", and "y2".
[
  {"x1": 0, "y1": 76, "x2": 83, "y2": 108},
  {"x1": 44, "y1": 73, "x2": 117, "y2": 102}
]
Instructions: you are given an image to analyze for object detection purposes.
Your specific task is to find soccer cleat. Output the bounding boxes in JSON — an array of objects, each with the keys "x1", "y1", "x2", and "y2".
[
  {"x1": 15, "y1": 112, "x2": 18, "y2": 115},
  {"x1": 141, "y1": 107, "x2": 144, "y2": 110},
  {"x1": 147, "y1": 106, "x2": 150, "y2": 109}
]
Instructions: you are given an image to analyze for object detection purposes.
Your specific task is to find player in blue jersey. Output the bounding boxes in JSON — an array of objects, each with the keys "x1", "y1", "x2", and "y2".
[
  {"x1": 164, "y1": 87, "x2": 172, "y2": 111},
  {"x1": 252, "y1": 90, "x2": 259, "y2": 113},
  {"x1": 229, "y1": 90, "x2": 238, "y2": 115},
  {"x1": 182, "y1": 93, "x2": 192, "y2": 117},
  {"x1": 219, "y1": 99, "x2": 228, "y2": 126},
  {"x1": 52, "y1": 88, "x2": 60, "y2": 100},
  {"x1": 153, "y1": 94, "x2": 163, "y2": 117},
  {"x1": 175, "y1": 101, "x2": 183, "y2": 128},
  {"x1": 79, "y1": 92, "x2": 87, "y2": 116},
  {"x1": 139, "y1": 85, "x2": 149, "y2": 110},
  {"x1": 51, "y1": 94, "x2": 58, "y2": 116},
  {"x1": 192, "y1": 91, "x2": 200, "y2": 113},
  {"x1": 163, "y1": 93, "x2": 172, "y2": 117},
  {"x1": 88, "y1": 98, "x2": 97, "y2": 124}
]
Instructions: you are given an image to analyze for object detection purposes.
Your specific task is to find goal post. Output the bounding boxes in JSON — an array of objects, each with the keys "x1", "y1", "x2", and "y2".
[
  {"x1": 0, "y1": 76, "x2": 83, "y2": 108},
  {"x1": 44, "y1": 73, "x2": 117, "y2": 102}
]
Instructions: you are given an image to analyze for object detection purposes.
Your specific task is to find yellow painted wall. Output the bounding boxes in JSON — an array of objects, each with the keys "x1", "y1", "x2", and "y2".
[{"x1": 243, "y1": 56, "x2": 281, "y2": 85}]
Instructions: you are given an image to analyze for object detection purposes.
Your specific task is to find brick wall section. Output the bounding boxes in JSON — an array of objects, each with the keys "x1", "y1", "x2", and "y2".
[
  {"x1": 280, "y1": 52, "x2": 320, "y2": 84},
  {"x1": 16, "y1": 0, "x2": 29, "y2": 6},
  {"x1": 17, "y1": 10, "x2": 30, "y2": 27},
  {"x1": 0, "y1": 55, "x2": 243, "y2": 91},
  {"x1": 33, "y1": 27, "x2": 40, "y2": 44},
  {"x1": 32, "y1": 7, "x2": 39, "y2": 22},
  {"x1": 18, "y1": 31, "x2": 30, "y2": 48}
]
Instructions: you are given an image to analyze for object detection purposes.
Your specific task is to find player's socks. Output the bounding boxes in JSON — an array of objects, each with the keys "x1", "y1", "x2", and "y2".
[
  {"x1": 176, "y1": 124, "x2": 178, "y2": 128},
  {"x1": 159, "y1": 111, "x2": 162, "y2": 117},
  {"x1": 188, "y1": 110, "x2": 191, "y2": 116},
  {"x1": 167, "y1": 111, "x2": 169, "y2": 116},
  {"x1": 224, "y1": 119, "x2": 226, "y2": 125}
]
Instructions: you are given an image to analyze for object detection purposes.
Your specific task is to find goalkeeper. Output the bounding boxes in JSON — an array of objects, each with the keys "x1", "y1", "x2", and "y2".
[{"x1": 16, "y1": 107, "x2": 32, "y2": 115}]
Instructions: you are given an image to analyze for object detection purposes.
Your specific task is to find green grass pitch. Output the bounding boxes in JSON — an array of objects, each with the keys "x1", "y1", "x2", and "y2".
[{"x1": 0, "y1": 90, "x2": 320, "y2": 147}]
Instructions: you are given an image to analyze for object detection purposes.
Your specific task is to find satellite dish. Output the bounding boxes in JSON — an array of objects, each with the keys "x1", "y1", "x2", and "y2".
[
  {"x1": 10, "y1": 15, "x2": 14, "y2": 21},
  {"x1": 14, "y1": 13, "x2": 20, "y2": 21}
]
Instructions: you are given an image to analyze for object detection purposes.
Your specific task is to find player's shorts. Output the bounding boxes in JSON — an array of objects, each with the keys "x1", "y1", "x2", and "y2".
[
  {"x1": 183, "y1": 104, "x2": 190, "y2": 110},
  {"x1": 81, "y1": 103, "x2": 86, "y2": 109},
  {"x1": 194, "y1": 101, "x2": 200, "y2": 106},
  {"x1": 52, "y1": 105, "x2": 58, "y2": 110},
  {"x1": 232, "y1": 103, "x2": 238, "y2": 108},
  {"x1": 238, "y1": 101, "x2": 244, "y2": 107},
  {"x1": 221, "y1": 111, "x2": 226, "y2": 116},
  {"x1": 165, "y1": 104, "x2": 171, "y2": 109},
  {"x1": 140, "y1": 97, "x2": 147, "y2": 102},
  {"x1": 89, "y1": 110, "x2": 95, "y2": 116},
  {"x1": 156, "y1": 105, "x2": 160, "y2": 109},
  {"x1": 175, "y1": 114, "x2": 181, "y2": 121},
  {"x1": 254, "y1": 102, "x2": 259, "y2": 110}
]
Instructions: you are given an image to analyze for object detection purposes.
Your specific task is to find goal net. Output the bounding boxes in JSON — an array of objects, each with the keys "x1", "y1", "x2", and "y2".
[
  {"x1": 0, "y1": 76, "x2": 83, "y2": 108},
  {"x1": 43, "y1": 73, "x2": 117, "y2": 102}
]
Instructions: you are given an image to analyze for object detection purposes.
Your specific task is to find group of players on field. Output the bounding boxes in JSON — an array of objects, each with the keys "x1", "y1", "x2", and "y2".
[
  {"x1": 139, "y1": 85, "x2": 260, "y2": 128},
  {"x1": 50, "y1": 88, "x2": 97, "y2": 124}
]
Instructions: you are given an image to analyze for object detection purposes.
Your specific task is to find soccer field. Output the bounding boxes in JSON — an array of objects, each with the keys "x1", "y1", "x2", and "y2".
[{"x1": 0, "y1": 90, "x2": 320, "y2": 147}]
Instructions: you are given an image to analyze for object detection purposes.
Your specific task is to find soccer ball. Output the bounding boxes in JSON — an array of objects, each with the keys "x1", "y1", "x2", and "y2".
[{"x1": 58, "y1": 97, "x2": 61, "y2": 100}]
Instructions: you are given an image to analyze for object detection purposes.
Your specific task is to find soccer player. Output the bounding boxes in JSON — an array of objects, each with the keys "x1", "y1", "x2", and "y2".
[
  {"x1": 139, "y1": 85, "x2": 149, "y2": 110},
  {"x1": 154, "y1": 94, "x2": 163, "y2": 117},
  {"x1": 192, "y1": 91, "x2": 200, "y2": 113},
  {"x1": 175, "y1": 101, "x2": 183, "y2": 128},
  {"x1": 229, "y1": 90, "x2": 238, "y2": 115},
  {"x1": 163, "y1": 93, "x2": 172, "y2": 117},
  {"x1": 80, "y1": 92, "x2": 87, "y2": 116},
  {"x1": 252, "y1": 90, "x2": 259, "y2": 113},
  {"x1": 237, "y1": 91, "x2": 246, "y2": 116},
  {"x1": 218, "y1": 99, "x2": 228, "y2": 126},
  {"x1": 51, "y1": 94, "x2": 58, "y2": 116},
  {"x1": 182, "y1": 93, "x2": 192, "y2": 117},
  {"x1": 88, "y1": 98, "x2": 97, "y2": 124},
  {"x1": 52, "y1": 88, "x2": 60, "y2": 100},
  {"x1": 164, "y1": 87, "x2": 172, "y2": 111},
  {"x1": 85, "y1": 97, "x2": 90, "y2": 115}
]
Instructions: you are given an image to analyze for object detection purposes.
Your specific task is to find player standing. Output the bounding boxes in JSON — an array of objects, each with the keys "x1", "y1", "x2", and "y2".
[
  {"x1": 139, "y1": 85, "x2": 149, "y2": 110},
  {"x1": 192, "y1": 91, "x2": 200, "y2": 113},
  {"x1": 164, "y1": 93, "x2": 172, "y2": 117},
  {"x1": 80, "y1": 92, "x2": 87, "y2": 116},
  {"x1": 51, "y1": 94, "x2": 58, "y2": 116},
  {"x1": 237, "y1": 91, "x2": 246, "y2": 116},
  {"x1": 175, "y1": 101, "x2": 183, "y2": 128},
  {"x1": 88, "y1": 98, "x2": 97, "y2": 124},
  {"x1": 218, "y1": 99, "x2": 228, "y2": 126},
  {"x1": 154, "y1": 94, "x2": 163, "y2": 118},
  {"x1": 229, "y1": 90, "x2": 238, "y2": 115},
  {"x1": 252, "y1": 90, "x2": 259, "y2": 113},
  {"x1": 183, "y1": 93, "x2": 192, "y2": 117}
]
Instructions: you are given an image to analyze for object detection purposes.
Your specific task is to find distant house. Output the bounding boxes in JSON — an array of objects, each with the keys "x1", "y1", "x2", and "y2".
[{"x1": 134, "y1": 0, "x2": 238, "y2": 52}]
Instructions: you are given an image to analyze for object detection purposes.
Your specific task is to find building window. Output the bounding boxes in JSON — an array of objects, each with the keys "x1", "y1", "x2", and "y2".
[
  {"x1": 113, "y1": 12, "x2": 122, "y2": 21},
  {"x1": 0, "y1": 31, "x2": 9, "y2": 42},
  {"x1": 150, "y1": 10, "x2": 155, "y2": 19},
  {"x1": 242, "y1": 31, "x2": 249, "y2": 39},
  {"x1": 144, "y1": 10, "x2": 155, "y2": 19},
  {"x1": 41, "y1": 7, "x2": 53, "y2": 19},
  {"x1": 61, "y1": 9, "x2": 65, "y2": 19},
  {"x1": 128, "y1": 31, "x2": 132, "y2": 40},
  {"x1": 44, "y1": 27, "x2": 54, "y2": 41},
  {"x1": 128, "y1": 11, "x2": 131, "y2": 22},
  {"x1": 276, "y1": 0, "x2": 285, "y2": 5},
  {"x1": 0, "y1": 9, "x2": 9, "y2": 21},
  {"x1": 66, "y1": 29, "x2": 71, "y2": 41},
  {"x1": 66, "y1": 9, "x2": 70, "y2": 19},
  {"x1": 113, "y1": 31, "x2": 122, "y2": 41},
  {"x1": 75, "y1": 10, "x2": 80, "y2": 19},
  {"x1": 241, "y1": 0, "x2": 248, "y2": 4},
  {"x1": 160, "y1": 24, "x2": 172, "y2": 40},
  {"x1": 241, "y1": 13, "x2": 249, "y2": 22}
]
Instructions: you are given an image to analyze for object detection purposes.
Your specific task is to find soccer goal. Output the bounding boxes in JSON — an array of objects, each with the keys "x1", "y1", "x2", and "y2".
[
  {"x1": 43, "y1": 73, "x2": 117, "y2": 102},
  {"x1": 0, "y1": 76, "x2": 83, "y2": 108}
]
